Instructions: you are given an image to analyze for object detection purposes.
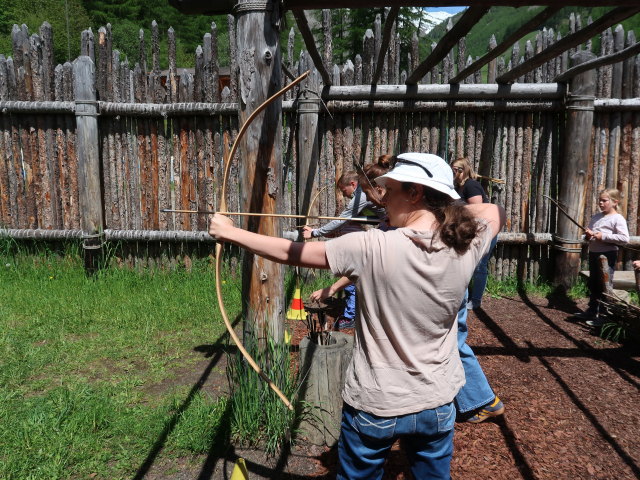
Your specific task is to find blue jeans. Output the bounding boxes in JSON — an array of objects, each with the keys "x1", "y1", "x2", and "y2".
[
  {"x1": 469, "y1": 235, "x2": 498, "y2": 308},
  {"x1": 454, "y1": 290, "x2": 495, "y2": 413},
  {"x1": 337, "y1": 402, "x2": 455, "y2": 480},
  {"x1": 343, "y1": 283, "x2": 356, "y2": 319}
]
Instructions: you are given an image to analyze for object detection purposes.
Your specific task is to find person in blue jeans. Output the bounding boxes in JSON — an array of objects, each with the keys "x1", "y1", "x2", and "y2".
[
  {"x1": 451, "y1": 158, "x2": 504, "y2": 423},
  {"x1": 209, "y1": 153, "x2": 506, "y2": 479},
  {"x1": 455, "y1": 290, "x2": 504, "y2": 423},
  {"x1": 451, "y1": 157, "x2": 498, "y2": 310}
]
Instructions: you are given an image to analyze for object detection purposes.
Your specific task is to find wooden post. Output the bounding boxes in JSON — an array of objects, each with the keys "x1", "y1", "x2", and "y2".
[
  {"x1": 297, "y1": 65, "x2": 320, "y2": 219},
  {"x1": 73, "y1": 56, "x2": 104, "y2": 274},
  {"x1": 554, "y1": 50, "x2": 596, "y2": 289},
  {"x1": 235, "y1": 0, "x2": 285, "y2": 344}
]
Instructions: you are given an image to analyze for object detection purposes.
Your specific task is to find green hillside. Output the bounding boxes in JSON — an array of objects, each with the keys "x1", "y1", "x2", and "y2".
[{"x1": 426, "y1": 6, "x2": 640, "y2": 66}]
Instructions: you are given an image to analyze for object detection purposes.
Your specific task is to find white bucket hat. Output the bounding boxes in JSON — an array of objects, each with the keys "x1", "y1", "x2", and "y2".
[{"x1": 375, "y1": 152, "x2": 460, "y2": 200}]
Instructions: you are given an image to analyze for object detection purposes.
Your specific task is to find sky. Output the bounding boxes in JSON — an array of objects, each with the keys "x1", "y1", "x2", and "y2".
[{"x1": 425, "y1": 7, "x2": 467, "y2": 14}]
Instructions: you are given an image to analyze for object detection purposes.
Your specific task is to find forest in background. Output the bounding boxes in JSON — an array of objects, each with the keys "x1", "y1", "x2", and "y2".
[{"x1": 1, "y1": 2, "x2": 639, "y2": 76}]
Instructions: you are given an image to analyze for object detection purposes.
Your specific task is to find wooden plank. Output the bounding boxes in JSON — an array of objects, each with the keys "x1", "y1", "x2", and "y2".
[
  {"x1": 452, "y1": 7, "x2": 560, "y2": 84},
  {"x1": 497, "y1": 6, "x2": 640, "y2": 83},
  {"x1": 406, "y1": 6, "x2": 489, "y2": 85},
  {"x1": 372, "y1": 6, "x2": 399, "y2": 85}
]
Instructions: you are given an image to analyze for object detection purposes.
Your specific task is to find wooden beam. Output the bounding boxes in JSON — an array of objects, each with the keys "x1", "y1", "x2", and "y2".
[
  {"x1": 292, "y1": 9, "x2": 332, "y2": 86},
  {"x1": 406, "y1": 6, "x2": 489, "y2": 85},
  {"x1": 450, "y1": 6, "x2": 561, "y2": 84},
  {"x1": 497, "y1": 6, "x2": 640, "y2": 83},
  {"x1": 323, "y1": 83, "x2": 565, "y2": 100},
  {"x1": 372, "y1": 6, "x2": 399, "y2": 85},
  {"x1": 170, "y1": 1, "x2": 640, "y2": 15},
  {"x1": 554, "y1": 39, "x2": 640, "y2": 82}
]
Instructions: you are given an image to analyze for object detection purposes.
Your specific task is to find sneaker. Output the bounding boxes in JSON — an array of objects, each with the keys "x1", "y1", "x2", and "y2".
[
  {"x1": 586, "y1": 317, "x2": 605, "y2": 327},
  {"x1": 573, "y1": 310, "x2": 597, "y2": 321},
  {"x1": 466, "y1": 397, "x2": 505, "y2": 424},
  {"x1": 337, "y1": 317, "x2": 355, "y2": 329}
]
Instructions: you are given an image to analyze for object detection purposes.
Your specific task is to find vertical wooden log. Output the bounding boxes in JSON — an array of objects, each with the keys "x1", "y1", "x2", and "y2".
[
  {"x1": 236, "y1": 0, "x2": 285, "y2": 343},
  {"x1": 39, "y1": 22, "x2": 54, "y2": 101},
  {"x1": 505, "y1": 113, "x2": 516, "y2": 232},
  {"x1": 342, "y1": 61, "x2": 354, "y2": 171},
  {"x1": 298, "y1": 66, "x2": 320, "y2": 221},
  {"x1": 0, "y1": 56, "x2": 10, "y2": 227},
  {"x1": 618, "y1": 30, "x2": 635, "y2": 221},
  {"x1": 464, "y1": 109, "x2": 475, "y2": 165},
  {"x1": 74, "y1": 56, "x2": 104, "y2": 273},
  {"x1": 606, "y1": 24, "x2": 624, "y2": 189},
  {"x1": 62, "y1": 61, "x2": 79, "y2": 229},
  {"x1": 7, "y1": 59, "x2": 26, "y2": 228},
  {"x1": 211, "y1": 22, "x2": 221, "y2": 102},
  {"x1": 167, "y1": 28, "x2": 177, "y2": 103},
  {"x1": 478, "y1": 110, "x2": 494, "y2": 194},
  {"x1": 11, "y1": 24, "x2": 29, "y2": 72},
  {"x1": 322, "y1": 9, "x2": 333, "y2": 81},
  {"x1": 81, "y1": 28, "x2": 95, "y2": 63},
  {"x1": 18, "y1": 51, "x2": 39, "y2": 229},
  {"x1": 227, "y1": 15, "x2": 238, "y2": 100},
  {"x1": 512, "y1": 114, "x2": 524, "y2": 278},
  {"x1": 353, "y1": 55, "x2": 364, "y2": 162},
  {"x1": 447, "y1": 110, "x2": 456, "y2": 163},
  {"x1": 554, "y1": 51, "x2": 596, "y2": 289},
  {"x1": 456, "y1": 111, "x2": 465, "y2": 159},
  {"x1": 333, "y1": 65, "x2": 345, "y2": 211},
  {"x1": 362, "y1": 29, "x2": 374, "y2": 161}
]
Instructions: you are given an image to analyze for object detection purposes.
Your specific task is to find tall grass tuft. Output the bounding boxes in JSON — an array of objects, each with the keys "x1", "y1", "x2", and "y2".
[{"x1": 227, "y1": 333, "x2": 300, "y2": 455}]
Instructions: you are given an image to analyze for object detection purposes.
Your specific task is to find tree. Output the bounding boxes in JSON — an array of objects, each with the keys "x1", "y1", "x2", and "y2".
[{"x1": 0, "y1": 0, "x2": 92, "y2": 63}]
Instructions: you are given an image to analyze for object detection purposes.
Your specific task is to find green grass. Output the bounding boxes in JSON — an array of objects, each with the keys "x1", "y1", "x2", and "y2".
[
  {"x1": 484, "y1": 274, "x2": 554, "y2": 299},
  {"x1": 1, "y1": 242, "x2": 601, "y2": 478},
  {"x1": 0, "y1": 247, "x2": 250, "y2": 479}
]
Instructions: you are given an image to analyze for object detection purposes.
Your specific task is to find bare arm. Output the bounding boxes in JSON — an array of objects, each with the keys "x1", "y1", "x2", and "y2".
[
  {"x1": 309, "y1": 276, "x2": 353, "y2": 302},
  {"x1": 466, "y1": 195, "x2": 484, "y2": 204},
  {"x1": 465, "y1": 203, "x2": 506, "y2": 237},
  {"x1": 209, "y1": 214, "x2": 329, "y2": 269}
]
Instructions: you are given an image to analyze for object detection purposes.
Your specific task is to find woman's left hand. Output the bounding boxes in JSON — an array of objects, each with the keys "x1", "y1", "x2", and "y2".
[{"x1": 208, "y1": 214, "x2": 234, "y2": 241}]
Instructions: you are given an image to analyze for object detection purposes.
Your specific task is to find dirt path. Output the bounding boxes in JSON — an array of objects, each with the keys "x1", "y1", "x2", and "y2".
[{"x1": 146, "y1": 293, "x2": 640, "y2": 480}]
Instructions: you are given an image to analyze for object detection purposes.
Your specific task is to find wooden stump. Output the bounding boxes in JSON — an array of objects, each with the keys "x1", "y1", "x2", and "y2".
[{"x1": 299, "y1": 331, "x2": 353, "y2": 446}]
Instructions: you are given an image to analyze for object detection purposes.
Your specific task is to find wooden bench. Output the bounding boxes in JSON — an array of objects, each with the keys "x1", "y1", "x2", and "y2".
[{"x1": 580, "y1": 270, "x2": 639, "y2": 292}]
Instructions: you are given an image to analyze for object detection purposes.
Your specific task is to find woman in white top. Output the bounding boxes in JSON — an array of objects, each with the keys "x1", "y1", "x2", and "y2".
[{"x1": 209, "y1": 152, "x2": 505, "y2": 480}]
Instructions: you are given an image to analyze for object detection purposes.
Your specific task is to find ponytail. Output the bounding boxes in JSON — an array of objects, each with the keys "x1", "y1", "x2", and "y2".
[{"x1": 403, "y1": 183, "x2": 484, "y2": 254}]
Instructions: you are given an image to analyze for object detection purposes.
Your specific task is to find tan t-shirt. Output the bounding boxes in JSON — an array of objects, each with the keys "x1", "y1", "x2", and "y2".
[{"x1": 325, "y1": 223, "x2": 493, "y2": 416}]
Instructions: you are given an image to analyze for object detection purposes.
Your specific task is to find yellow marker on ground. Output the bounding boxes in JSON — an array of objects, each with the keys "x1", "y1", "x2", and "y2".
[{"x1": 231, "y1": 457, "x2": 249, "y2": 480}]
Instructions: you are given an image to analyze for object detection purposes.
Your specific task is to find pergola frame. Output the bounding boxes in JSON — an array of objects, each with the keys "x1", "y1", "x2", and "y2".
[{"x1": 168, "y1": 0, "x2": 640, "y2": 308}]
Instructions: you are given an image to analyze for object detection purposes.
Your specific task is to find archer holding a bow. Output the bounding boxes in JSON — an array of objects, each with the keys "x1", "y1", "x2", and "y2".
[
  {"x1": 573, "y1": 188, "x2": 629, "y2": 326},
  {"x1": 209, "y1": 152, "x2": 505, "y2": 479}
]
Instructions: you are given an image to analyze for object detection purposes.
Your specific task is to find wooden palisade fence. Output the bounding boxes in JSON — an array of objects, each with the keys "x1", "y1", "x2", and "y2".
[{"x1": 0, "y1": 9, "x2": 639, "y2": 283}]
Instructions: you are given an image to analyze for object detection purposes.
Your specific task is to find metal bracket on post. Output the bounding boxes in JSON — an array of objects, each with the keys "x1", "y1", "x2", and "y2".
[{"x1": 565, "y1": 94, "x2": 595, "y2": 112}]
